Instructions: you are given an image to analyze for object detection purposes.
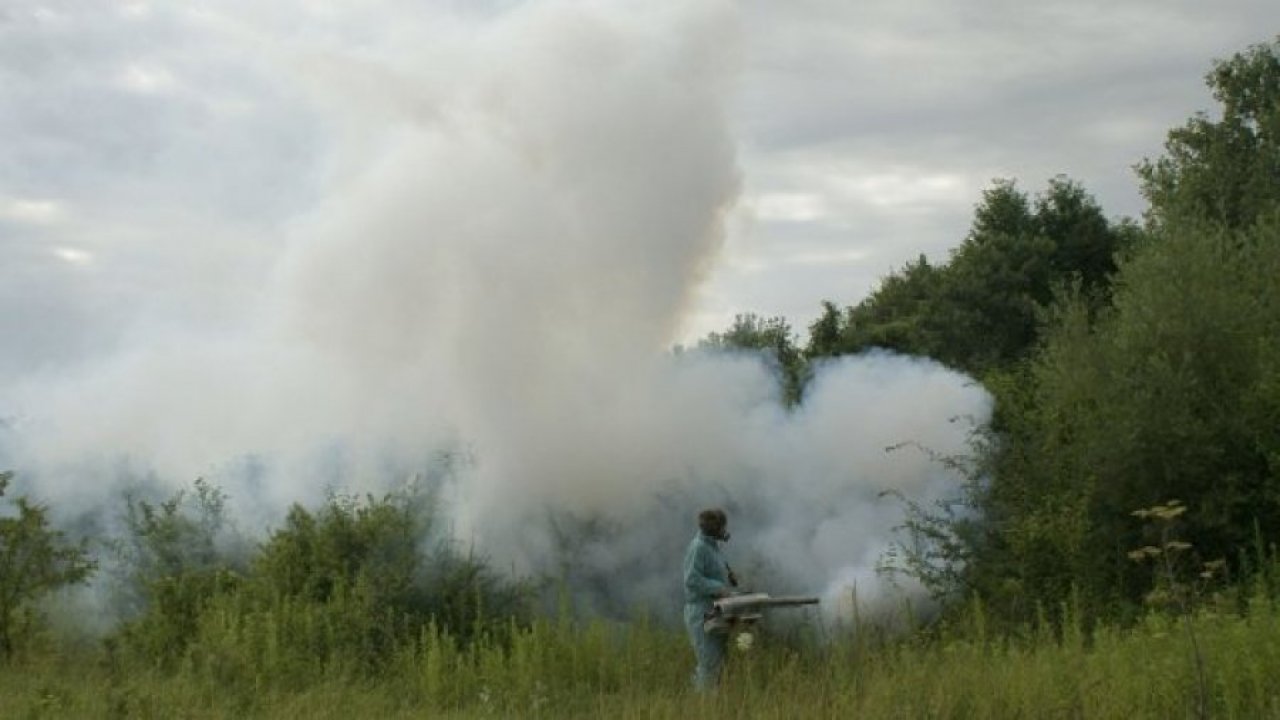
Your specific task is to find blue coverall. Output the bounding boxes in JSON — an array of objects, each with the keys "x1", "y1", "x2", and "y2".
[{"x1": 683, "y1": 532, "x2": 731, "y2": 691}]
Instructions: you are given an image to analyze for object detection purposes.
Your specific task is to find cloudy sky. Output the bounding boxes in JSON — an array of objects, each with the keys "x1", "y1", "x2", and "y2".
[{"x1": 2, "y1": 1, "x2": 1277, "y2": 379}]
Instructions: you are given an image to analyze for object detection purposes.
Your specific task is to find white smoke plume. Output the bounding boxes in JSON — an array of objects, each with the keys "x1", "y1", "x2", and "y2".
[{"x1": 0, "y1": 1, "x2": 989, "y2": 623}]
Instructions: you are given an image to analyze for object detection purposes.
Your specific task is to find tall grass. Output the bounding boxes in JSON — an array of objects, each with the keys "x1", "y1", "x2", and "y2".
[{"x1": 6, "y1": 588, "x2": 1280, "y2": 718}]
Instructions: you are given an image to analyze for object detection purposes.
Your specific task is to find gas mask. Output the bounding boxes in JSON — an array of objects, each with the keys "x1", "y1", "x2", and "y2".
[{"x1": 699, "y1": 509, "x2": 730, "y2": 542}]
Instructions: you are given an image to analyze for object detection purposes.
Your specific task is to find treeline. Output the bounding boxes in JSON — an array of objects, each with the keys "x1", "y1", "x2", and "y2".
[
  {"x1": 698, "y1": 174, "x2": 1138, "y2": 407},
  {"x1": 708, "y1": 38, "x2": 1280, "y2": 626}
]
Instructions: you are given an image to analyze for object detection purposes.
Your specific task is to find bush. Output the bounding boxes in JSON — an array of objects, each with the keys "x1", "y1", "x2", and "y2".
[
  {"x1": 0, "y1": 471, "x2": 95, "y2": 658},
  {"x1": 108, "y1": 480, "x2": 532, "y2": 678}
]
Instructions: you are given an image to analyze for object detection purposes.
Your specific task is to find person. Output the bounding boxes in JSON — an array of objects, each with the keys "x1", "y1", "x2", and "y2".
[{"x1": 682, "y1": 508, "x2": 738, "y2": 691}]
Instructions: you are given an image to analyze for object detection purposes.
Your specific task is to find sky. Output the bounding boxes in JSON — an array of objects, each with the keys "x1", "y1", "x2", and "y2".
[
  {"x1": 0, "y1": 2, "x2": 1276, "y2": 619},
  {"x1": 717, "y1": 1, "x2": 1279, "y2": 338},
  {"x1": 2, "y1": 1, "x2": 1278, "y2": 374}
]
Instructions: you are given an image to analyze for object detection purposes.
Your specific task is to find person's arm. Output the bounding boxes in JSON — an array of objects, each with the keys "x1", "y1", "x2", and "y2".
[{"x1": 684, "y1": 541, "x2": 729, "y2": 600}]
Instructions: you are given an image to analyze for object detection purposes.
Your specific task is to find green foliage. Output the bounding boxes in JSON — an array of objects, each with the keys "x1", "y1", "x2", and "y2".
[
  {"x1": 253, "y1": 494, "x2": 422, "y2": 606},
  {"x1": 935, "y1": 177, "x2": 1128, "y2": 374},
  {"x1": 876, "y1": 438, "x2": 993, "y2": 605},
  {"x1": 818, "y1": 254, "x2": 942, "y2": 360},
  {"x1": 908, "y1": 41, "x2": 1280, "y2": 626},
  {"x1": 110, "y1": 478, "x2": 239, "y2": 666},
  {"x1": 10, "y1": 584, "x2": 1280, "y2": 717},
  {"x1": 1139, "y1": 37, "x2": 1280, "y2": 230},
  {"x1": 244, "y1": 486, "x2": 530, "y2": 672},
  {"x1": 108, "y1": 480, "x2": 532, "y2": 677},
  {"x1": 812, "y1": 177, "x2": 1129, "y2": 377},
  {"x1": 1128, "y1": 499, "x2": 1230, "y2": 611},
  {"x1": 700, "y1": 313, "x2": 808, "y2": 406},
  {"x1": 0, "y1": 471, "x2": 95, "y2": 658},
  {"x1": 805, "y1": 300, "x2": 844, "y2": 358},
  {"x1": 974, "y1": 216, "x2": 1280, "y2": 621}
]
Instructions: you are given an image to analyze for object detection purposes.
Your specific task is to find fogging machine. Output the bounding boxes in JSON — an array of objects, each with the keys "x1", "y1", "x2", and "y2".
[{"x1": 702, "y1": 592, "x2": 819, "y2": 634}]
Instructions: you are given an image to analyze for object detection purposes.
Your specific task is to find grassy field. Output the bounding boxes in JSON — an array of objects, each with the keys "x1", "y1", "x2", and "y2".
[{"x1": 3, "y1": 593, "x2": 1280, "y2": 719}]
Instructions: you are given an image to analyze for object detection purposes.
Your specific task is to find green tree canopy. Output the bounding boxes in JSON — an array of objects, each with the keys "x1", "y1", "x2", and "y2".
[
  {"x1": 980, "y1": 215, "x2": 1280, "y2": 616},
  {"x1": 700, "y1": 313, "x2": 807, "y2": 406},
  {"x1": 0, "y1": 472, "x2": 95, "y2": 657},
  {"x1": 809, "y1": 177, "x2": 1128, "y2": 377},
  {"x1": 1139, "y1": 37, "x2": 1280, "y2": 230}
]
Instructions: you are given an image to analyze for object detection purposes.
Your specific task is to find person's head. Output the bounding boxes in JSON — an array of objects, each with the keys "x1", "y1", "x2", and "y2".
[{"x1": 697, "y1": 508, "x2": 729, "y2": 542}]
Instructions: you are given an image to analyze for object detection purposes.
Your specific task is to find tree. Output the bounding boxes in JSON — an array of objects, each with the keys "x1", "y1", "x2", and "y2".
[
  {"x1": 700, "y1": 313, "x2": 808, "y2": 406},
  {"x1": 110, "y1": 480, "x2": 531, "y2": 673},
  {"x1": 805, "y1": 301, "x2": 844, "y2": 359},
  {"x1": 1138, "y1": 37, "x2": 1280, "y2": 230},
  {"x1": 950, "y1": 40, "x2": 1280, "y2": 623},
  {"x1": 975, "y1": 216, "x2": 1280, "y2": 617},
  {"x1": 818, "y1": 178, "x2": 1127, "y2": 377},
  {"x1": 110, "y1": 479, "x2": 240, "y2": 665},
  {"x1": 826, "y1": 254, "x2": 943, "y2": 360},
  {"x1": 932, "y1": 178, "x2": 1126, "y2": 374},
  {"x1": 0, "y1": 471, "x2": 95, "y2": 657},
  {"x1": 244, "y1": 486, "x2": 529, "y2": 670},
  {"x1": 1037, "y1": 176, "x2": 1130, "y2": 293}
]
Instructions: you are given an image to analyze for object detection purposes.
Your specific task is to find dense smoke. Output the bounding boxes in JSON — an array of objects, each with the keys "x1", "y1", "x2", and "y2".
[{"x1": 0, "y1": 1, "x2": 989, "y2": 624}]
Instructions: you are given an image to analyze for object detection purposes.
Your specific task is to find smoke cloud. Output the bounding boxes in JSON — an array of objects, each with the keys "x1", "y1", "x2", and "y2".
[{"x1": 0, "y1": 1, "x2": 989, "y2": 623}]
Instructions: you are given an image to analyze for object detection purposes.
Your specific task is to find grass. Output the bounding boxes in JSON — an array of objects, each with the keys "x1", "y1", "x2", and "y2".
[{"x1": 5, "y1": 595, "x2": 1280, "y2": 718}]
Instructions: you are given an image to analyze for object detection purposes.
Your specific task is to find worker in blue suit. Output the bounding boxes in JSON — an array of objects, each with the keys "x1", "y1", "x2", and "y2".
[{"x1": 683, "y1": 508, "x2": 738, "y2": 691}]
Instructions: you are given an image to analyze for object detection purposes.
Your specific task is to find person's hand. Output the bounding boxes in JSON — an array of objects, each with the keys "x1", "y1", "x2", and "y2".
[{"x1": 727, "y1": 569, "x2": 739, "y2": 587}]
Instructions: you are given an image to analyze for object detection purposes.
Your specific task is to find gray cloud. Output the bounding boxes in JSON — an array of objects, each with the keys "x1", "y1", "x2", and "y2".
[
  {"x1": 682, "y1": 0, "x2": 1280, "y2": 337},
  {"x1": 5, "y1": 1, "x2": 1279, "y2": 360}
]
